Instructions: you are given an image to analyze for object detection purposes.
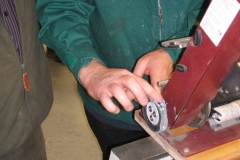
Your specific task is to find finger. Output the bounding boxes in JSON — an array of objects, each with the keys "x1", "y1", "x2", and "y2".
[
  {"x1": 133, "y1": 60, "x2": 146, "y2": 77},
  {"x1": 110, "y1": 85, "x2": 134, "y2": 112},
  {"x1": 99, "y1": 92, "x2": 120, "y2": 114},
  {"x1": 125, "y1": 89, "x2": 136, "y2": 101},
  {"x1": 133, "y1": 75, "x2": 163, "y2": 103},
  {"x1": 125, "y1": 89, "x2": 139, "y2": 103},
  {"x1": 121, "y1": 76, "x2": 150, "y2": 106}
]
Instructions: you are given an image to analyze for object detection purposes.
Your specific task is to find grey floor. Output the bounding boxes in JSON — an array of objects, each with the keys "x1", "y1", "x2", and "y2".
[{"x1": 42, "y1": 58, "x2": 102, "y2": 160}]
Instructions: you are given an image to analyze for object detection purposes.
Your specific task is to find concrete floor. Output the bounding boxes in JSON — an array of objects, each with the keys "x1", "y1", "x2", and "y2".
[{"x1": 42, "y1": 58, "x2": 102, "y2": 160}]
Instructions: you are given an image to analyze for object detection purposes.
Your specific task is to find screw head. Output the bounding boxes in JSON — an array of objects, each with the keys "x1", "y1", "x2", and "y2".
[
  {"x1": 218, "y1": 87, "x2": 224, "y2": 93},
  {"x1": 183, "y1": 148, "x2": 189, "y2": 153},
  {"x1": 225, "y1": 89, "x2": 229, "y2": 93}
]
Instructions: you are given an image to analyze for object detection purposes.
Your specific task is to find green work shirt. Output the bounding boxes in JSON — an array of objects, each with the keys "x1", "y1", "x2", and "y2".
[{"x1": 37, "y1": 0, "x2": 208, "y2": 126}]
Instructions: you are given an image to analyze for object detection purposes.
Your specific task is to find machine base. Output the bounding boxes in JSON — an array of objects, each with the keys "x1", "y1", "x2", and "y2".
[{"x1": 135, "y1": 109, "x2": 240, "y2": 160}]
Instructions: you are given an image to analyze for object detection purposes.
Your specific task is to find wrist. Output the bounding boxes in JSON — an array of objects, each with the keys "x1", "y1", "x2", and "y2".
[{"x1": 79, "y1": 60, "x2": 105, "y2": 86}]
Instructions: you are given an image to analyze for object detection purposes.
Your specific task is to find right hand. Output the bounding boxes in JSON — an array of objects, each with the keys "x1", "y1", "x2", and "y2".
[{"x1": 79, "y1": 60, "x2": 162, "y2": 114}]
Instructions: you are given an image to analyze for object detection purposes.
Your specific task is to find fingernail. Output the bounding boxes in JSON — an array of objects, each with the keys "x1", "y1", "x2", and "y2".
[
  {"x1": 126, "y1": 105, "x2": 134, "y2": 112},
  {"x1": 113, "y1": 108, "x2": 120, "y2": 114}
]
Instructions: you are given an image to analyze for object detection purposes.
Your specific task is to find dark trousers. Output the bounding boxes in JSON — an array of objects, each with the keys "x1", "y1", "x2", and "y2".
[
  {"x1": 0, "y1": 126, "x2": 47, "y2": 160},
  {"x1": 85, "y1": 109, "x2": 148, "y2": 160}
]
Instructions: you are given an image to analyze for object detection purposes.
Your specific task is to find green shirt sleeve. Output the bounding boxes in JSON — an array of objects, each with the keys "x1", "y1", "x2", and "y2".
[{"x1": 37, "y1": 0, "x2": 103, "y2": 81}]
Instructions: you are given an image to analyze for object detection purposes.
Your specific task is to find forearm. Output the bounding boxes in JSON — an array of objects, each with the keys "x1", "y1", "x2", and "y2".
[{"x1": 37, "y1": 0, "x2": 103, "y2": 80}]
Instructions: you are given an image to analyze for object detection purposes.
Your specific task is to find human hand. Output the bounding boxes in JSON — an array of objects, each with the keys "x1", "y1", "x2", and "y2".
[
  {"x1": 133, "y1": 49, "x2": 173, "y2": 93},
  {"x1": 79, "y1": 60, "x2": 162, "y2": 114}
]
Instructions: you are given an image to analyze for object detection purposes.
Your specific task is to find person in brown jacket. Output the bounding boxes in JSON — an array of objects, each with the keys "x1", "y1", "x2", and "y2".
[{"x1": 0, "y1": 1, "x2": 53, "y2": 159}]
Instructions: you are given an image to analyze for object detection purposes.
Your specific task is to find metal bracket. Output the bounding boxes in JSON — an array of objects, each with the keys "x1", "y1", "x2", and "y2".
[{"x1": 161, "y1": 37, "x2": 191, "y2": 48}]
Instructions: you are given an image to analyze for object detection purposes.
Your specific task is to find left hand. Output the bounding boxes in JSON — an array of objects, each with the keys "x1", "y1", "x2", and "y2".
[{"x1": 133, "y1": 49, "x2": 173, "y2": 93}]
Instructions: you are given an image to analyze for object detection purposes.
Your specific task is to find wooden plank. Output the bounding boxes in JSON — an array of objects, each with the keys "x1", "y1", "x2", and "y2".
[
  {"x1": 135, "y1": 109, "x2": 240, "y2": 160},
  {"x1": 135, "y1": 110, "x2": 186, "y2": 160}
]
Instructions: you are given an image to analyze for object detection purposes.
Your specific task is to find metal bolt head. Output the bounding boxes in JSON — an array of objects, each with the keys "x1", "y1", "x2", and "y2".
[
  {"x1": 148, "y1": 106, "x2": 152, "y2": 112},
  {"x1": 212, "y1": 113, "x2": 219, "y2": 119},
  {"x1": 236, "y1": 86, "x2": 239, "y2": 91},
  {"x1": 150, "y1": 115, "x2": 153, "y2": 121},
  {"x1": 153, "y1": 111, "x2": 156, "y2": 117},
  {"x1": 218, "y1": 87, "x2": 224, "y2": 93},
  {"x1": 225, "y1": 89, "x2": 229, "y2": 94}
]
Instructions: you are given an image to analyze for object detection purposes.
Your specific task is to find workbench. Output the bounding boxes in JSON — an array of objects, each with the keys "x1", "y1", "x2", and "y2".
[{"x1": 109, "y1": 136, "x2": 172, "y2": 160}]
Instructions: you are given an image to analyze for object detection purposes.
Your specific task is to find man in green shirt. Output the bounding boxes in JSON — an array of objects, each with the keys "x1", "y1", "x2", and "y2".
[{"x1": 37, "y1": 0, "x2": 208, "y2": 159}]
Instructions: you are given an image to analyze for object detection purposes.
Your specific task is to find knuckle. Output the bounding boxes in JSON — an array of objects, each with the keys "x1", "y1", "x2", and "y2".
[
  {"x1": 123, "y1": 75, "x2": 135, "y2": 85},
  {"x1": 118, "y1": 68, "x2": 130, "y2": 75},
  {"x1": 109, "y1": 83, "x2": 121, "y2": 93}
]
